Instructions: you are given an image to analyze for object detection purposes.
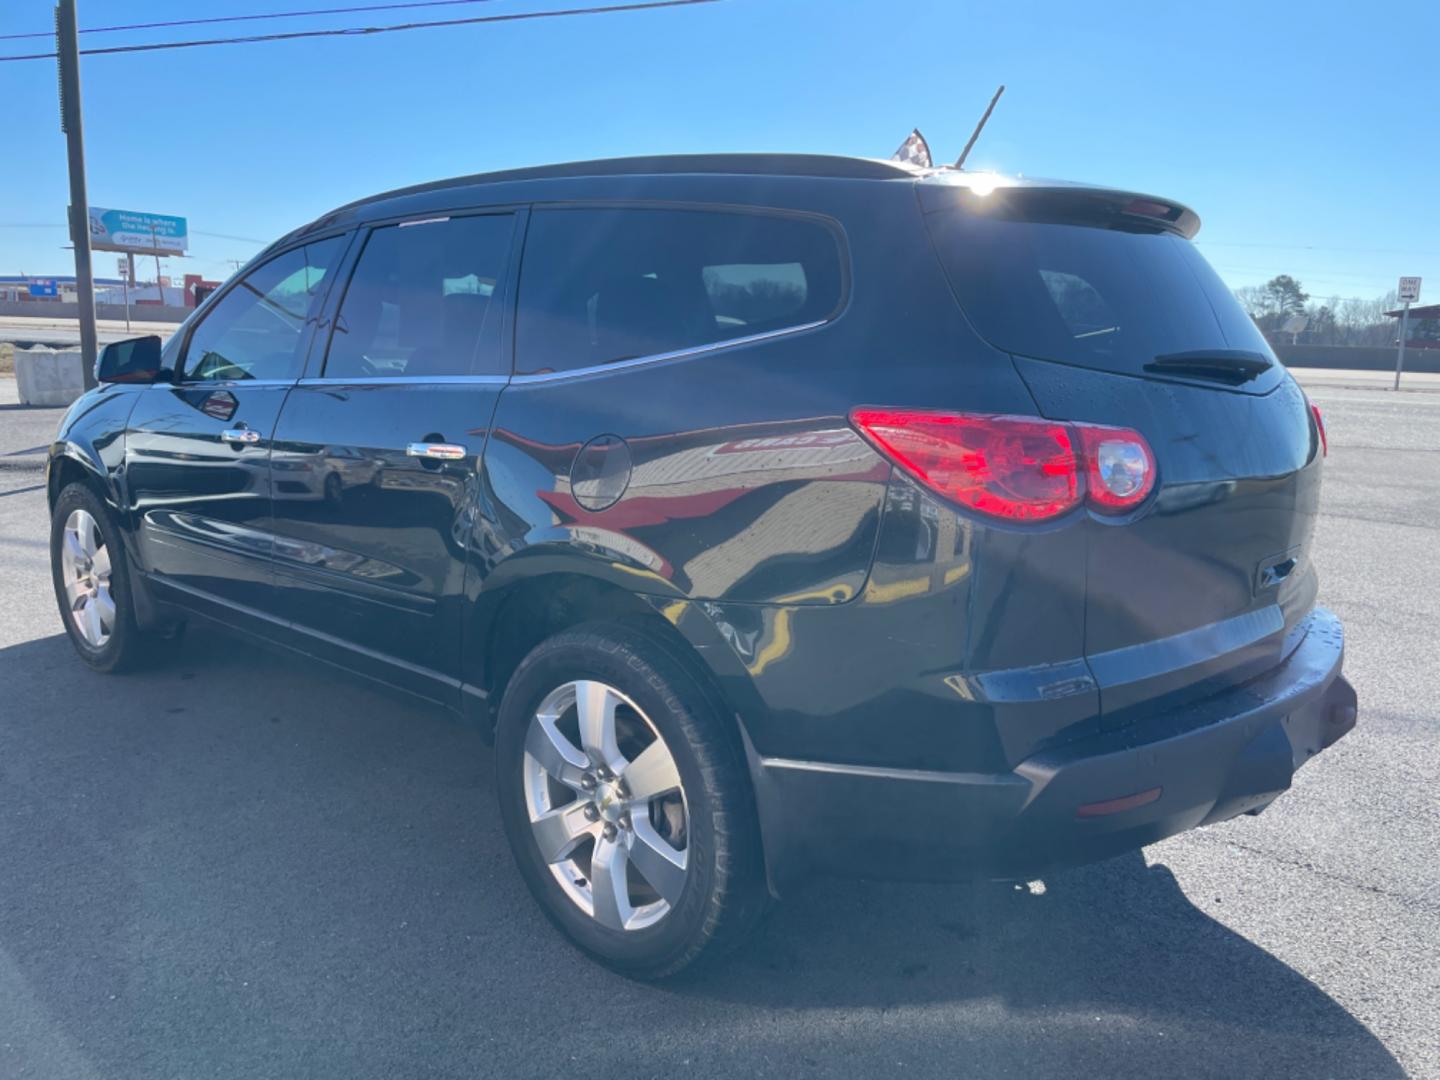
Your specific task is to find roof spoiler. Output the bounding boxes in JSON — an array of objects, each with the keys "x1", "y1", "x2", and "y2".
[{"x1": 916, "y1": 180, "x2": 1201, "y2": 239}]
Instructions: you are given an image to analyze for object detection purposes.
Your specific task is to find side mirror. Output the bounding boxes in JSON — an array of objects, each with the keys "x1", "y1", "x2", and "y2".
[{"x1": 96, "y1": 335, "x2": 165, "y2": 385}]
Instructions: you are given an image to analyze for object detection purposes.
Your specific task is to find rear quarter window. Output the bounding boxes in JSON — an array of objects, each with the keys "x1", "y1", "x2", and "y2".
[{"x1": 515, "y1": 207, "x2": 843, "y2": 375}]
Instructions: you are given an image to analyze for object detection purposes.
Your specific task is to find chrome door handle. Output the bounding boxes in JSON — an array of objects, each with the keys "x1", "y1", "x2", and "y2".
[
  {"x1": 221, "y1": 428, "x2": 262, "y2": 444},
  {"x1": 406, "y1": 442, "x2": 466, "y2": 460}
]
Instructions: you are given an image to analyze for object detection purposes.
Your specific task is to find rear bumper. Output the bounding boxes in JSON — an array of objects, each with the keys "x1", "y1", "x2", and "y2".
[{"x1": 751, "y1": 607, "x2": 1355, "y2": 890}]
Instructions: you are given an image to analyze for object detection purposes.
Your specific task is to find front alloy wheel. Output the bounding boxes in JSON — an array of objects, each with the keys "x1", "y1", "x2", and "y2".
[
  {"x1": 523, "y1": 680, "x2": 689, "y2": 931},
  {"x1": 50, "y1": 481, "x2": 158, "y2": 673},
  {"x1": 59, "y1": 507, "x2": 115, "y2": 648}
]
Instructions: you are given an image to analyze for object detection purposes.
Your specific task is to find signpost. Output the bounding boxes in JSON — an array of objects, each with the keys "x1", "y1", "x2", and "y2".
[
  {"x1": 117, "y1": 255, "x2": 131, "y2": 332},
  {"x1": 1395, "y1": 277, "x2": 1422, "y2": 390}
]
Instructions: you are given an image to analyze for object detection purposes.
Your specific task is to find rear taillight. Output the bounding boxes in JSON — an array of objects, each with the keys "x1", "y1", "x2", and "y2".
[
  {"x1": 1310, "y1": 402, "x2": 1327, "y2": 457},
  {"x1": 849, "y1": 408, "x2": 1155, "y2": 521},
  {"x1": 848, "y1": 409, "x2": 1079, "y2": 520},
  {"x1": 1077, "y1": 424, "x2": 1157, "y2": 512}
]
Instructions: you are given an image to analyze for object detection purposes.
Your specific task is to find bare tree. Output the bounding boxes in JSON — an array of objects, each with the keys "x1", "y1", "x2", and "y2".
[
  {"x1": 1234, "y1": 285, "x2": 1268, "y2": 320},
  {"x1": 1237, "y1": 283, "x2": 1404, "y2": 349}
]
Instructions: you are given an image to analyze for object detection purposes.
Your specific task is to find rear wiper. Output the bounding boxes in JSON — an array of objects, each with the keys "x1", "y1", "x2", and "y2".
[{"x1": 1144, "y1": 350, "x2": 1273, "y2": 385}]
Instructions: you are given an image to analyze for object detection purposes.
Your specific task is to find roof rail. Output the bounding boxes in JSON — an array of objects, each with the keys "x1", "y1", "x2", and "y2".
[{"x1": 328, "y1": 153, "x2": 915, "y2": 215}]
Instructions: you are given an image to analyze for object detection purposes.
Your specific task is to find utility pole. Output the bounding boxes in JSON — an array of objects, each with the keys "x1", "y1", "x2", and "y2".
[{"x1": 56, "y1": 0, "x2": 98, "y2": 389}]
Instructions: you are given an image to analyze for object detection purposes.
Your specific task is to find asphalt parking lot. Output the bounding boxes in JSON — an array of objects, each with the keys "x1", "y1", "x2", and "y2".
[{"x1": 1, "y1": 378, "x2": 1437, "y2": 1079}]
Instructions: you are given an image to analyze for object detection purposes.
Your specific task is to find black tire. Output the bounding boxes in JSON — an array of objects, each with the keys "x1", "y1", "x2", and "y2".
[
  {"x1": 495, "y1": 623, "x2": 769, "y2": 979},
  {"x1": 50, "y1": 481, "x2": 159, "y2": 673}
]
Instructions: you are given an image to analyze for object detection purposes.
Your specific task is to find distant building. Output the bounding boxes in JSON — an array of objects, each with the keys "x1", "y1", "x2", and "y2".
[
  {"x1": 1385, "y1": 303, "x2": 1440, "y2": 350},
  {"x1": 0, "y1": 274, "x2": 125, "y2": 303},
  {"x1": 0, "y1": 273, "x2": 219, "y2": 308}
]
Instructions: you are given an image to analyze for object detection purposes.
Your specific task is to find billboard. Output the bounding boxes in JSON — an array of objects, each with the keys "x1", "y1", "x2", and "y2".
[{"x1": 87, "y1": 207, "x2": 188, "y2": 256}]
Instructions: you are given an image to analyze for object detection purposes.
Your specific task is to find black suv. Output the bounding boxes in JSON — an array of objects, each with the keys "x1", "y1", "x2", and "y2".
[{"x1": 48, "y1": 154, "x2": 1356, "y2": 977}]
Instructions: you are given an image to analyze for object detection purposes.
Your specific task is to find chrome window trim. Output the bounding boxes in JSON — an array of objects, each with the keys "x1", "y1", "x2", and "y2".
[
  {"x1": 293, "y1": 374, "x2": 509, "y2": 387},
  {"x1": 510, "y1": 318, "x2": 830, "y2": 385},
  {"x1": 148, "y1": 378, "x2": 297, "y2": 389}
]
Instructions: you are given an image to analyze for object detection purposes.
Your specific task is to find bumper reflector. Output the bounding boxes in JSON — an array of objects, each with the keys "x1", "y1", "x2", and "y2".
[{"x1": 1076, "y1": 787, "x2": 1162, "y2": 819}]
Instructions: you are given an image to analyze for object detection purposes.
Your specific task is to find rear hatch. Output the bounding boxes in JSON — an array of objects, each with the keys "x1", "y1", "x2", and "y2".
[{"x1": 920, "y1": 178, "x2": 1324, "y2": 726}]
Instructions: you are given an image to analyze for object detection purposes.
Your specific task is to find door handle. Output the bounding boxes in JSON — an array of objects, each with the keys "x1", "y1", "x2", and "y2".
[
  {"x1": 1259, "y1": 556, "x2": 1298, "y2": 588},
  {"x1": 406, "y1": 442, "x2": 466, "y2": 460},
  {"x1": 221, "y1": 428, "x2": 262, "y2": 445}
]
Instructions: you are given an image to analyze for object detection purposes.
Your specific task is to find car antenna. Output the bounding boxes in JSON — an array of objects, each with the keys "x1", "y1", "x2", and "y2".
[{"x1": 953, "y1": 84, "x2": 1005, "y2": 170}]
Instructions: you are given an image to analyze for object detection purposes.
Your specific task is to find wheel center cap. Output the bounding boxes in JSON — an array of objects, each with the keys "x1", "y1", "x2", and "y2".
[{"x1": 595, "y1": 781, "x2": 625, "y2": 823}]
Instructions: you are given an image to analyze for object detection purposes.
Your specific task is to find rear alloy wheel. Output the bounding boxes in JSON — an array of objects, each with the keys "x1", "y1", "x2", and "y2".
[
  {"x1": 495, "y1": 624, "x2": 767, "y2": 978},
  {"x1": 522, "y1": 680, "x2": 689, "y2": 931}
]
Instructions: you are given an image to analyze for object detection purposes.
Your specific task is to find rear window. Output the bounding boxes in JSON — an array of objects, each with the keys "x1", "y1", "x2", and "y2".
[
  {"x1": 515, "y1": 207, "x2": 843, "y2": 375},
  {"x1": 927, "y1": 209, "x2": 1274, "y2": 375}
]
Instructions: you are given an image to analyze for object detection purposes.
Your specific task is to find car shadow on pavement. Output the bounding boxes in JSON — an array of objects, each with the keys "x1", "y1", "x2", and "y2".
[
  {"x1": 0, "y1": 628, "x2": 1406, "y2": 1080},
  {"x1": 681, "y1": 857, "x2": 1407, "y2": 1076}
]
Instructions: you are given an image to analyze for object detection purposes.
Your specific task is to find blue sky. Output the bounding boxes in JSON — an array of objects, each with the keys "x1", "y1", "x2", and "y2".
[{"x1": 2, "y1": 0, "x2": 1436, "y2": 303}]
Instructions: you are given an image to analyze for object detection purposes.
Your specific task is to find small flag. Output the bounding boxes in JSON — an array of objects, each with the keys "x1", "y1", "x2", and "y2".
[{"x1": 890, "y1": 128, "x2": 933, "y2": 168}]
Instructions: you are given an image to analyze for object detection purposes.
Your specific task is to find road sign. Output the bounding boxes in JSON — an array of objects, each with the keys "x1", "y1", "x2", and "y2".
[
  {"x1": 28, "y1": 280, "x2": 57, "y2": 298},
  {"x1": 1394, "y1": 278, "x2": 1421, "y2": 389},
  {"x1": 117, "y1": 256, "x2": 127, "y2": 277},
  {"x1": 86, "y1": 207, "x2": 188, "y2": 256}
]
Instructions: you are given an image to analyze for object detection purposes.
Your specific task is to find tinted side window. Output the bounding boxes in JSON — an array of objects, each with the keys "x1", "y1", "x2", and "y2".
[
  {"x1": 516, "y1": 208, "x2": 843, "y2": 375},
  {"x1": 183, "y1": 237, "x2": 343, "y2": 382},
  {"x1": 324, "y1": 214, "x2": 515, "y2": 379}
]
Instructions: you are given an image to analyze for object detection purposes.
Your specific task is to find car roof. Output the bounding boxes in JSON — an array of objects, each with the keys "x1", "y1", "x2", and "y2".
[
  {"x1": 269, "y1": 154, "x2": 923, "y2": 250},
  {"x1": 274, "y1": 153, "x2": 1198, "y2": 250}
]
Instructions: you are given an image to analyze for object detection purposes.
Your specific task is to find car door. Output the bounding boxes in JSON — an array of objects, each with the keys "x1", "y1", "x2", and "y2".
[
  {"x1": 266, "y1": 209, "x2": 521, "y2": 702},
  {"x1": 123, "y1": 234, "x2": 348, "y2": 618}
]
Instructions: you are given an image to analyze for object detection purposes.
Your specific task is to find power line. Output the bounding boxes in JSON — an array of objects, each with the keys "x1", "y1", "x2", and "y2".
[
  {"x1": 193, "y1": 230, "x2": 270, "y2": 245},
  {"x1": 1210, "y1": 262, "x2": 1420, "y2": 284},
  {"x1": 1199, "y1": 240, "x2": 1440, "y2": 258},
  {"x1": 0, "y1": 223, "x2": 268, "y2": 245},
  {"x1": 0, "y1": 0, "x2": 721, "y2": 63},
  {"x1": 0, "y1": 0, "x2": 501, "y2": 41}
]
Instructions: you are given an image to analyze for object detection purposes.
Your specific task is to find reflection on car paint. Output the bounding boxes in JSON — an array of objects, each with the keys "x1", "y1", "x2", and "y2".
[{"x1": 484, "y1": 420, "x2": 887, "y2": 605}]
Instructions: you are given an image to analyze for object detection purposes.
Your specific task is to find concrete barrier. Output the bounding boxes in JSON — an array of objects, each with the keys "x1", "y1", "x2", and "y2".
[
  {"x1": 0, "y1": 300, "x2": 190, "y2": 323},
  {"x1": 1275, "y1": 343, "x2": 1440, "y2": 374},
  {"x1": 15, "y1": 347, "x2": 87, "y2": 407}
]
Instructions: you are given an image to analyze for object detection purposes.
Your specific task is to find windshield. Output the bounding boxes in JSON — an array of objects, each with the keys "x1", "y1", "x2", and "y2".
[{"x1": 927, "y1": 208, "x2": 1276, "y2": 376}]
